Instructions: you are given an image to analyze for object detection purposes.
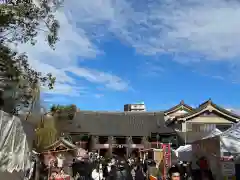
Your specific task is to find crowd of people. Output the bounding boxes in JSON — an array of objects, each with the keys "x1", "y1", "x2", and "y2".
[
  {"x1": 38, "y1": 151, "x2": 215, "y2": 180},
  {"x1": 167, "y1": 160, "x2": 215, "y2": 180},
  {"x1": 72, "y1": 154, "x2": 147, "y2": 180}
]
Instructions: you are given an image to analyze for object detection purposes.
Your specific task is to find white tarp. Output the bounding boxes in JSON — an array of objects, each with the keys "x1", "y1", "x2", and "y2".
[
  {"x1": 202, "y1": 128, "x2": 222, "y2": 139},
  {"x1": 175, "y1": 145, "x2": 192, "y2": 161},
  {"x1": 176, "y1": 145, "x2": 192, "y2": 152},
  {"x1": 218, "y1": 123, "x2": 240, "y2": 154},
  {"x1": 176, "y1": 128, "x2": 222, "y2": 161},
  {"x1": 194, "y1": 125, "x2": 240, "y2": 155},
  {"x1": 0, "y1": 110, "x2": 34, "y2": 173}
]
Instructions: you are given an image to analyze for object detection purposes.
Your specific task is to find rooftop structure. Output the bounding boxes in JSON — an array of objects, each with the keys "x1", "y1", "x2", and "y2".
[{"x1": 124, "y1": 102, "x2": 146, "y2": 112}]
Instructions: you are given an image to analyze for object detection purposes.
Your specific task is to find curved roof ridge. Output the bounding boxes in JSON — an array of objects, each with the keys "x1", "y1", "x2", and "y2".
[
  {"x1": 178, "y1": 99, "x2": 240, "y2": 121},
  {"x1": 164, "y1": 100, "x2": 194, "y2": 115}
]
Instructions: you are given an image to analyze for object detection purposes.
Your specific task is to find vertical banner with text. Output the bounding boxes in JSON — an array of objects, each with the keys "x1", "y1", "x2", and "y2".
[{"x1": 162, "y1": 143, "x2": 171, "y2": 179}]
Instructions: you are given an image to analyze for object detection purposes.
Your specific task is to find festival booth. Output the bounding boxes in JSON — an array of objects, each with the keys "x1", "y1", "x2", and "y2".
[
  {"x1": 0, "y1": 110, "x2": 35, "y2": 180},
  {"x1": 140, "y1": 144, "x2": 172, "y2": 180},
  {"x1": 43, "y1": 138, "x2": 77, "y2": 180},
  {"x1": 175, "y1": 128, "x2": 222, "y2": 163},
  {"x1": 192, "y1": 126, "x2": 240, "y2": 180},
  {"x1": 139, "y1": 148, "x2": 164, "y2": 180}
]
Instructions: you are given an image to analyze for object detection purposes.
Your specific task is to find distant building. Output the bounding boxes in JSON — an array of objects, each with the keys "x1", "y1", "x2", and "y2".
[
  {"x1": 50, "y1": 99, "x2": 240, "y2": 157},
  {"x1": 124, "y1": 102, "x2": 146, "y2": 112},
  {"x1": 165, "y1": 99, "x2": 240, "y2": 143},
  {"x1": 57, "y1": 111, "x2": 176, "y2": 157}
]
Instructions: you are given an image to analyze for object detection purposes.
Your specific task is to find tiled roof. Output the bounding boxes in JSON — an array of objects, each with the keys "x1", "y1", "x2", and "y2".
[
  {"x1": 178, "y1": 99, "x2": 240, "y2": 121},
  {"x1": 44, "y1": 137, "x2": 76, "y2": 150},
  {"x1": 60, "y1": 111, "x2": 174, "y2": 136},
  {"x1": 164, "y1": 100, "x2": 194, "y2": 115}
]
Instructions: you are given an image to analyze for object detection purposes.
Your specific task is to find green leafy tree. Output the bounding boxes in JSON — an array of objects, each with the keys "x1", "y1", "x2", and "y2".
[
  {"x1": 0, "y1": 0, "x2": 63, "y2": 150},
  {"x1": 35, "y1": 114, "x2": 57, "y2": 150},
  {"x1": 0, "y1": 0, "x2": 62, "y2": 114},
  {"x1": 50, "y1": 104, "x2": 77, "y2": 120},
  {"x1": 0, "y1": 0, "x2": 61, "y2": 47}
]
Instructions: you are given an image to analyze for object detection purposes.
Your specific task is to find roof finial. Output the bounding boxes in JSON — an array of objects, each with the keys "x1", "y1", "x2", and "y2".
[
  {"x1": 208, "y1": 98, "x2": 212, "y2": 104},
  {"x1": 180, "y1": 100, "x2": 184, "y2": 104}
]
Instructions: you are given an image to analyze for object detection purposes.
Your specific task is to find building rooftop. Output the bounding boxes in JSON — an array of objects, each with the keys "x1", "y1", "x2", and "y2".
[{"x1": 59, "y1": 111, "x2": 174, "y2": 136}]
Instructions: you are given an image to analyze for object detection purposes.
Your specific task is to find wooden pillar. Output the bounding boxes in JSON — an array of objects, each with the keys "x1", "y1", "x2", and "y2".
[
  {"x1": 108, "y1": 136, "x2": 114, "y2": 157},
  {"x1": 126, "y1": 136, "x2": 132, "y2": 158},
  {"x1": 90, "y1": 135, "x2": 99, "y2": 152},
  {"x1": 141, "y1": 136, "x2": 150, "y2": 149}
]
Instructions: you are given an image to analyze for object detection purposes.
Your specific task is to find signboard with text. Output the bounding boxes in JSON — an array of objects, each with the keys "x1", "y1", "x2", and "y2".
[
  {"x1": 161, "y1": 144, "x2": 171, "y2": 179},
  {"x1": 221, "y1": 159, "x2": 235, "y2": 177}
]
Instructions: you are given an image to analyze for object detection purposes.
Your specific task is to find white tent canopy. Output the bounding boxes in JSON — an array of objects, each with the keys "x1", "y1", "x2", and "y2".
[
  {"x1": 202, "y1": 128, "x2": 222, "y2": 139},
  {"x1": 218, "y1": 122, "x2": 240, "y2": 154},
  {"x1": 175, "y1": 145, "x2": 192, "y2": 161},
  {"x1": 0, "y1": 110, "x2": 34, "y2": 179},
  {"x1": 176, "y1": 128, "x2": 222, "y2": 161},
  {"x1": 176, "y1": 144, "x2": 192, "y2": 152},
  {"x1": 193, "y1": 124, "x2": 240, "y2": 154}
]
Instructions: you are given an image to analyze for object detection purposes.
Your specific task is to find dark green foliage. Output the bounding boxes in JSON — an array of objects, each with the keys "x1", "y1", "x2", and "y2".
[
  {"x1": 50, "y1": 104, "x2": 77, "y2": 120},
  {"x1": 0, "y1": 0, "x2": 61, "y2": 47},
  {"x1": 0, "y1": 0, "x2": 62, "y2": 114}
]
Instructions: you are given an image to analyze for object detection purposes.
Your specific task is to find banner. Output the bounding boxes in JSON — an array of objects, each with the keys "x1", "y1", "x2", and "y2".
[
  {"x1": 162, "y1": 144, "x2": 171, "y2": 179},
  {"x1": 153, "y1": 150, "x2": 163, "y2": 162}
]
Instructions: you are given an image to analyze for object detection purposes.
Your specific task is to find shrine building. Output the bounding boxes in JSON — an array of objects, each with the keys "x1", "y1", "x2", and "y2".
[
  {"x1": 53, "y1": 99, "x2": 240, "y2": 156},
  {"x1": 57, "y1": 111, "x2": 177, "y2": 157}
]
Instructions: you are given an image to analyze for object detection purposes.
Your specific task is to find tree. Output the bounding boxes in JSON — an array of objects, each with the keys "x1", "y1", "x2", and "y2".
[
  {"x1": 35, "y1": 113, "x2": 57, "y2": 150},
  {"x1": 0, "y1": 0, "x2": 61, "y2": 47},
  {"x1": 0, "y1": 44, "x2": 56, "y2": 114},
  {"x1": 0, "y1": 0, "x2": 62, "y2": 114},
  {"x1": 50, "y1": 104, "x2": 77, "y2": 120}
]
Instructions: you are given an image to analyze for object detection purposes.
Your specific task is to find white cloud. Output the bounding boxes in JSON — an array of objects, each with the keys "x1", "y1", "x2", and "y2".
[
  {"x1": 17, "y1": 0, "x2": 240, "y2": 103},
  {"x1": 15, "y1": 0, "x2": 130, "y2": 102},
  {"x1": 94, "y1": 94, "x2": 104, "y2": 99},
  {"x1": 68, "y1": 67, "x2": 129, "y2": 91},
  {"x1": 112, "y1": 0, "x2": 240, "y2": 60},
  {"x1": 64, "y1": 0, "x2": 240, "y2": 60}
]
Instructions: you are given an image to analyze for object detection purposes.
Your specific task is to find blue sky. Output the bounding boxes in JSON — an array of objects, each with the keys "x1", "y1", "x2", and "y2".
[{"x1": 18, "y1": 0, "x2": 240, "y2": 111}]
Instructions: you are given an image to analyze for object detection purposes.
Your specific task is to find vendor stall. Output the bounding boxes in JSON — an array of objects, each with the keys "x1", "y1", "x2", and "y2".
[
  {"x1": 192, "y1": 125, "x2": 240, "y2": 180},
  {"x1": 140, "y1": 144, "x2": 173, "y2": 180}
]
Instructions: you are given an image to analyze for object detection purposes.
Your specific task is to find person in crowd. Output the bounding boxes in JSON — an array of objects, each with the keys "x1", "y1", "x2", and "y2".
[
  {"x1": 169, "y1": 172, "x2": 181, "y2": 180},
  {"x1": 185, "y1": 163, "x2": 193, "y2": 180},
  {"x1": 200, "y1": 170, "x2": 214, "y2": 180},
  {"x1": 72, "y1": 159, "x2": 77, "y2": 178},
  {"x1": 116, "y1": 160, "x2": 127, "y2": 180},
  {"x1": 91, "y1": 165, "x2": 102, "y2": 180},
  {"x1": 103, "y1": 162, "x2": 109, "y2": 180},
  {"x1": 108, "y1": 165, "x2": 117, "y2": 180},
  {"x1": 134, "y1": 165, "x2": 145, "y2": 180},
  {"x1": 168, "y1": 166, "x2": 180, "y2": 180}
]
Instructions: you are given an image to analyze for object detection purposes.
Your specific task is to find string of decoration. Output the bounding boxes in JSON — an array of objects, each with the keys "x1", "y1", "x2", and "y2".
[{"x1": 35, "y1": 148, "x2": 77, "y2": 154}]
